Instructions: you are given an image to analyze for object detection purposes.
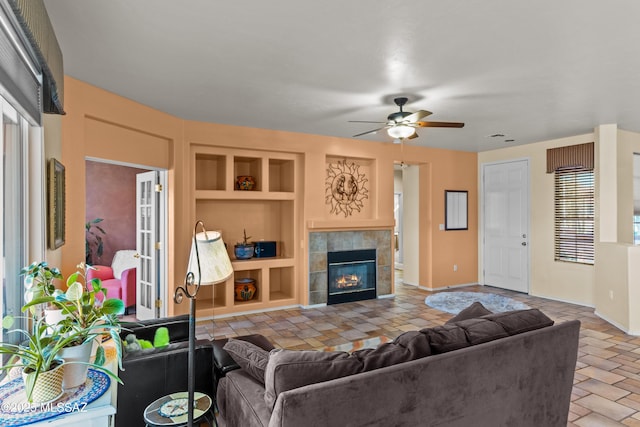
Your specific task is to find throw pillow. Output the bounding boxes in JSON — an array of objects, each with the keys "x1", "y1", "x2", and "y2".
[
  {"x1": 264, "y1": 349, "x2": 363, "y2": 409},
  {"x1": 223, "y1": 338, "x2": 270, "y2": 385},
  {"x1": 445, "y1": 301, "x2": 492, "y2": 324}
]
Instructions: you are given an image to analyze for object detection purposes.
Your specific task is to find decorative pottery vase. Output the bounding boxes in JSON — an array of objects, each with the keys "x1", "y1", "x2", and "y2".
[
  {"x1": 234, "y1": 243, "x2": 255, "y2": 260},
  {"x1": 236, "y1": 176, "x2": 256, "y2": 191},
  {"x1": 22, "y1": 359, "x2": 65, "y2": 403},
  {"x1": 234, "y1": 278, "x2": 257, "y2": 301},
  {"x1": 59, "y1": 339, "x2": 93, "y2": 389}
]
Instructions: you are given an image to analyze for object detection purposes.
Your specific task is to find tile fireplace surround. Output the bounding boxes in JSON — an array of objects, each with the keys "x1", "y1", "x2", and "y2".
[{"x1": 308, "y1": 230, "x2": 392, "y2": 305}]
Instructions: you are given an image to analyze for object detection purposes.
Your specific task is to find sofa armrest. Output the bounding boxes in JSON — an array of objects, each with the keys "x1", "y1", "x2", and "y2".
[
  {"x1": 119, "y1": 267, "x2": 137, "y2": 308},
  {"x1": 87, "y1": 265, "x2": 114, "y2": 282},
  {"x1": 120, "y1": 314, "x2": 190, "y2": 342}
]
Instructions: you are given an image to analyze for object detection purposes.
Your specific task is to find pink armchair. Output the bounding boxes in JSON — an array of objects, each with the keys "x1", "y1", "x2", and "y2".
[{"x1": 88, "y1": 249, "x2": 138, "y2": 310}]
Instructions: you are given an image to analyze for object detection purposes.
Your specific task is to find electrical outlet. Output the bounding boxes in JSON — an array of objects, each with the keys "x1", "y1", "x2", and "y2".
[
  {"x1": 453, "y1": 264, "x2": 458, "y2": 272},
  {"x1": 609, "y1": 290, "x2": 614, "y2": 300}
]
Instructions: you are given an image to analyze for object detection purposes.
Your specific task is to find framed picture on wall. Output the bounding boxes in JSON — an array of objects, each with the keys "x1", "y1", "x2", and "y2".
[
  {"x1": 445, "y1": 190, "x2": 468, "y2": 231},
  {"x1": 48, "y1": 158, "x2": 66, "y2": 249}
]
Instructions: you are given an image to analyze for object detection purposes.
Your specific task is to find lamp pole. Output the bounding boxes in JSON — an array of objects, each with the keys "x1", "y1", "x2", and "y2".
[{"x1": 174, "y1": 222, "x2": 204, "y2": 427}]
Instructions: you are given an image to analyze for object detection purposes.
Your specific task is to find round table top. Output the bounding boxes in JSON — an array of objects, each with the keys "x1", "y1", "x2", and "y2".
[{"x1": 143, "y1": 391, "x2": 212, "y2": 426}]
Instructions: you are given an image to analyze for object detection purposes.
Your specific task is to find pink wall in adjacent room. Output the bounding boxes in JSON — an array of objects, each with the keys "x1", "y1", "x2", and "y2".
[{"x1": 85, "y1": 160, "x2": 148, "y2": 266}]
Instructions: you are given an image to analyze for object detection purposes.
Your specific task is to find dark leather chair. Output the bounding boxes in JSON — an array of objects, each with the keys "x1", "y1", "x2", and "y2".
[{"x1": 115, "y1": 315, "x2": 214, "y2": 426}]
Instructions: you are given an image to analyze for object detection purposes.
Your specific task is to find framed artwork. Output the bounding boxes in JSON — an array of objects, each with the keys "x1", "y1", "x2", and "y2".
[
  {"x1": 445, "y1": 190, "x2": 468, "y2": 231},
  {"x1": 48, "y1": 158, "x2": 66, "y2": 249}
]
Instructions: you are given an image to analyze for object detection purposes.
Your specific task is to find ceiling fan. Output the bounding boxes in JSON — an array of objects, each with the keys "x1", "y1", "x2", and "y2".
[{"x1": 350, "y1": 97, "x2": 464, "y2": 140}]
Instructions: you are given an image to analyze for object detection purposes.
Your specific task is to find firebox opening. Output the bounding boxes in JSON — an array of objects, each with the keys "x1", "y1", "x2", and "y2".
[{"x1": 327, "y1": 249, "x2": 376, "y2": 305}]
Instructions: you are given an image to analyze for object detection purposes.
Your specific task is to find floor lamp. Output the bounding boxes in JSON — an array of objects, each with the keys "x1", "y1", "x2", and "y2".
[{"x1": 174, "y1": 220, "x2": 233, "y2": 427}]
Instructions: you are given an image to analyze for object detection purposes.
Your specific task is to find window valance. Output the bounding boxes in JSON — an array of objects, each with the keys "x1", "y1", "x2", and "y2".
[{"x1": 546, "y1": 142, "x2": 594, "y2": 173}]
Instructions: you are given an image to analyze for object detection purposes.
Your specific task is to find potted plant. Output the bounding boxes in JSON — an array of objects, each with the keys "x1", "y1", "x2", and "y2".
[
  {"x1": 21, "y1": 261, "x2": 65, "y2": 327},
  {"x1": 234, "y1": 229, "x2": 255, "y2": 260},
  {"x1": 86, "y1": 218, "x2": 107, "y2": 265},
  {"x1": 0, "y1": 312, "x2": 122, "y2": 403},
  {"x1": 22, "y1": 263, "x2": 125, "y2": 389}
]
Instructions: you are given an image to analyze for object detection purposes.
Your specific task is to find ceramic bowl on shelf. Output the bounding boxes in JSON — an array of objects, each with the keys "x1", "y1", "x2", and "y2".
[
  {"x1": 236, "y1": 176, "x2": 256, "y2": 191},
  {"x1": 234, "y1": 278, "x2": 257, "y2": 301},
  {"x1": 234, "y1": 244, "x2": 255, "y2": 260}
]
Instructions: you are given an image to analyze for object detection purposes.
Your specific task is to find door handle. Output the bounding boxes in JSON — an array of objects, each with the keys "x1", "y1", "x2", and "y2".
[
  {"x1": 521, "y1": 242, "x2": 527, "y2": 246},
  {"x1": 133, "y1": 253, "x2": 141, "y2": 258}
]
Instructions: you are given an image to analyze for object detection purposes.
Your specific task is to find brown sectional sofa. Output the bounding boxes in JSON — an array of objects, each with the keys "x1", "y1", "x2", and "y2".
[{"x1": 216, "y1": 307, "x2": 580, "y2": 427}]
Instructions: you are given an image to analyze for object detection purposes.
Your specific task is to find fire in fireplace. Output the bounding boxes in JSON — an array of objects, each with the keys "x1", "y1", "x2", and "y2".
[{"x1": 327, "y1": 249, "x2": 376, "y2": 305}]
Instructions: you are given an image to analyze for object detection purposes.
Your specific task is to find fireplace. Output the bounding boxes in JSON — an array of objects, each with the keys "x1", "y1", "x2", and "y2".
[{"x1": 327, "y1": 249, "x2": 376, "y2": 305}]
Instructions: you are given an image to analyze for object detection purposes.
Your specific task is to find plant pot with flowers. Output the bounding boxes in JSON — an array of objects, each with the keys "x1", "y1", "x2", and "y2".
[
  {"x1": 21, "y1": 263, "x2": 125, "y2": 389},
  {"x1": 234, "y1": 229, "x2": 255, "y2": 260}
]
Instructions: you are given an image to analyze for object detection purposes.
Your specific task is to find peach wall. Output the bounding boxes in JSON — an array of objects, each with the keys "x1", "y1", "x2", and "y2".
[
  {"x1": 393, "y1": 143, "x2": 479, "y2": 289},
  {"x1": 61, "y1": 77, "x2": 185, "y2": 315},
  {"x1": 59, "y1": 76, "x2": 479, "y2": 315}
]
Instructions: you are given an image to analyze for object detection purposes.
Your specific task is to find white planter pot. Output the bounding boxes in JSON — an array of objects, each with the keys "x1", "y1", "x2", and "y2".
[
  {"x1": 43, "y1": 308, "x2": 67, "y2": 333},
  {"x1": 59, "y1": 340, "x2": 93, "y2": 389}
]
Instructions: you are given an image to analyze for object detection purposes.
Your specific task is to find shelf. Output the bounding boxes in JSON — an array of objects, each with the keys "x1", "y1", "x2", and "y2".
[
  {"x1": 269, "y1": 266, "x2": 294, "y2": 301},
  {"x1": 269, "y1": 159, "x2": 295, "y2": 193},
  {"x1": 231, "y1": 256, "x2": 294, "y2": 270},
  {"x1": 233, "y1": 269, "x2": 262, "y2": 304},
  {"x1": 195, "y1": 190, "x2": 295, "y2": 201},
  {"x1": 234, "y1": 156, "x2": 262, "y2": 191},
  {"x1": 195, "y1": 153, "x2": 226, "y2": 191},
  {"x1": 193, "y1": 146, "x2": 299, "y2": 316}
]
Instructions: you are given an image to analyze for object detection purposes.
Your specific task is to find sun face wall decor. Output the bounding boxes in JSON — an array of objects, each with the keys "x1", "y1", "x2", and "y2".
[{"x1": 325, "y1": 159, "x2": 369, "y2": 217}]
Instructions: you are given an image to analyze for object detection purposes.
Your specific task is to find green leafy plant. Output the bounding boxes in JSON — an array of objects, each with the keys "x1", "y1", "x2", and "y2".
[
  {"x1": 0, "y1": 314, "x2": 122, "y2": 402},
  {"x1": 21, "y1": 262, "x2": 63, "y2": 312},
  {"x1": 0, "y1": 262, "x2": 126, "y2": 401},
  {"x1": 85, "y1": 218, "x2": 107, "y2": 265},
  {"x1": 23, "y1": 263, "x2": 125, "y2": 350}
]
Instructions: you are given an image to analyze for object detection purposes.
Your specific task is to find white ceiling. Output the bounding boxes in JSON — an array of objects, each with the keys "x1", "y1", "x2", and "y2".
[{"x1": 42, "y1": 0, "x2": 640, "y2": 152}]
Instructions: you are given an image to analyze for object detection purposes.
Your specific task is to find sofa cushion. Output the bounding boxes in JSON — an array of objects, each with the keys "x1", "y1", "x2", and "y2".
[
  {"x1": 353, "y1": 331, "x2": 431, "y2": 371},
  {"x1": 482, "y1": 309, "x2": 553, "y2": 335},
  {"x1": 223, "y1": 338, "x2": 270, "y2": 385},
  {"x1": 446, "y1": 301, "x2": 492, "y2": 324},
  {"x1": 455, "y1": 318, "x2": 509, "y2": 345},
  {"x1": 264, "y1": 349, "x2": 362, "y2": 409},
  {"x1": 423, "y1": 323, "x2": 471, "y2": 354}
]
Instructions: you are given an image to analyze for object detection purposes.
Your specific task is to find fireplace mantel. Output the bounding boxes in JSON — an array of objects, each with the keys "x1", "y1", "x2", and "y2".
[{"x1": 306, "y1": 219, "x2": 394, "y2": 230}]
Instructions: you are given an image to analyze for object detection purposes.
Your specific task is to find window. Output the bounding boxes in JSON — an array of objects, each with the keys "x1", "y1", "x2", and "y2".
[{"x1": 554, "y1": 169, "x2": 595, "y2": 264}]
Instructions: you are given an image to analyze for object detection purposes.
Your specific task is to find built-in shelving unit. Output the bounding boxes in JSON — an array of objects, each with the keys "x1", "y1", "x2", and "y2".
[{"x1": 192, "y1": 145, "x2": 300, "y2": 317}]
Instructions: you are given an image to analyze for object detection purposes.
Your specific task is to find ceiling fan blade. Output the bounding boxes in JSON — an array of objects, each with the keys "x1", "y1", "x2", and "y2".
[
  {"x1": 415, "y1": 121, "x2": 465, "y2": 128},
  {"x1": 402, "y1": 110, "x2": 432, "y2": 123},
  {"x1": 348, "y1": 120, "x2": 388, "y2": 124},
  {"x1": 352, "y1": 126, "x2": 388, "y2": 137},
  {"x1": 408, "y1": 131, "x2": 419, "y2": 140}
]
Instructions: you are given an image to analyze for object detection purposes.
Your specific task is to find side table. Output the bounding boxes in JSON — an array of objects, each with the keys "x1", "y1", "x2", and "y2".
[{"x1": 143, "y1": 392, "x2": 214, "y2": 427}]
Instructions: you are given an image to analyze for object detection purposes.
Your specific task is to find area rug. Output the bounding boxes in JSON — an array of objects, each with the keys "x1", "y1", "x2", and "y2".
[{"x1": 425, "y1": 291, "x2": 529, "y2": 315}]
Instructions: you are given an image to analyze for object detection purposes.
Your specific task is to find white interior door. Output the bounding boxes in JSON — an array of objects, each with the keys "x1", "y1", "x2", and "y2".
[
  {"x1": 136, "y1": 171, "x2": 160, "y2": 320},
  {"x1": 482, "y1": 160, "x2": 529, "y2": 293}
]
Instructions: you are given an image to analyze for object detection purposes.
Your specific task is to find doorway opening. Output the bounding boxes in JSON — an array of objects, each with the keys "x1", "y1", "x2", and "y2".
[{"x1": 85, "y1": 158, "x2": 168, "y2": 320}]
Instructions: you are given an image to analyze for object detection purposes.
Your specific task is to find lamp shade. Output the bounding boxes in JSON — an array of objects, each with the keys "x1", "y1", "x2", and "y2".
[
  {"x1": 387, "y1": 125, "x2": 415, "y2": 139},
  {"x1": 187, "y1": 231, "x2": 233, "y2": 285}
]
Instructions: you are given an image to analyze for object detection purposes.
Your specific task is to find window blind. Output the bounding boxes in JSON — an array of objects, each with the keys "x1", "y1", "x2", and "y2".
[{"x1": 554, "y1": 169, "x2": 594, "y2": 264}]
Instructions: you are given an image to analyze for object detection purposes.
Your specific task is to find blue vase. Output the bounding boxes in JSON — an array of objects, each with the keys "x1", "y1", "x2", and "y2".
[{"x1": 234, "y1": 244, "x2": 255, "y2": 260}]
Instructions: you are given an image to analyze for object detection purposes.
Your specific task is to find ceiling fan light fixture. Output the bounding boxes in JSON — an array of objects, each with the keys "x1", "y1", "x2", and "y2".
[{"x1": 387, "y1": 125, "x2": 415, "y2": 139}]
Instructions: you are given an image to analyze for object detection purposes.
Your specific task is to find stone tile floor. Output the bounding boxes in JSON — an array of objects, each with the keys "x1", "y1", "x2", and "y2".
[{"x1": 195, "y1": 274, "x2": 640, "y2": 426}]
